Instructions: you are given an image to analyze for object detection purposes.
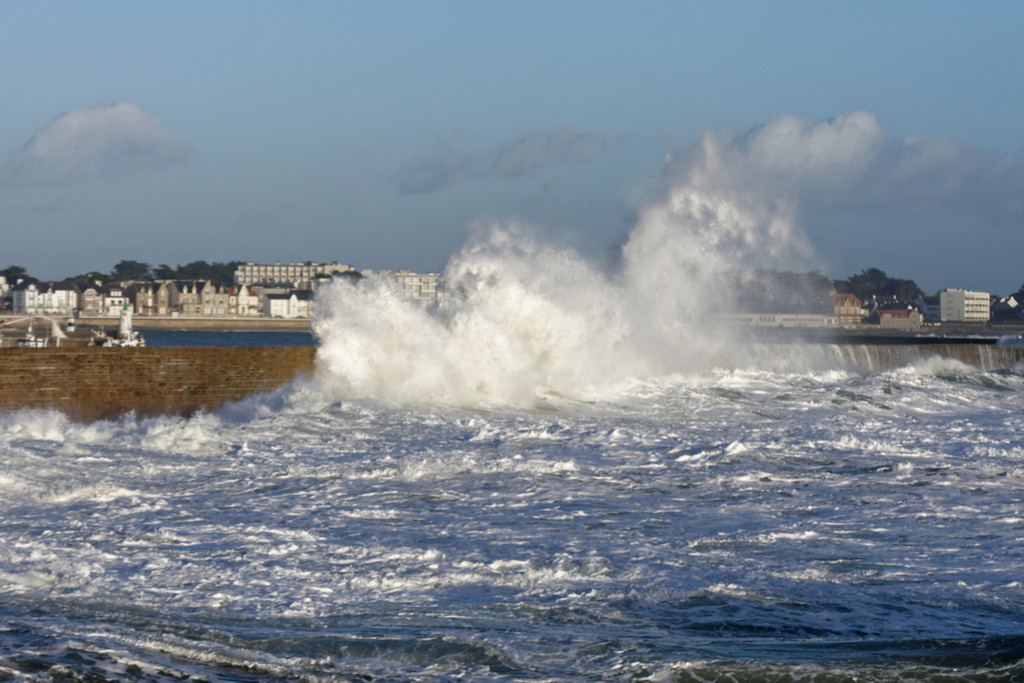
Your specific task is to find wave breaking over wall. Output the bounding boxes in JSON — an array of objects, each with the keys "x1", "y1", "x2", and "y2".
[
  {"x1": 309, "y1": 115, "x2": 923, "y2": 407},
  {"x1": 0, "y1": 343, "x2": 1020, "y2": 421}
]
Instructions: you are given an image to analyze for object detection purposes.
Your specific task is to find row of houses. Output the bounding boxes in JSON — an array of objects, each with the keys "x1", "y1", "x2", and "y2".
[
  {"x1": 1, "y1": 263, "x2": 442, "y2": 319},
  {"x1": 849, "y1": 287, "x2": 997, "y2": 329},
  {"x1": 846, "y1": 287, "x2": 1001, "y2": 329},
  {"x1": 1, "y1": 279, "x2": 316, "y2": 319},
  {"x1": 0, "y1": 258, "x2": 1000, "y2": 328},
  {"x1": 727, "y1": 287, "x2": 999, "y2": 330}
]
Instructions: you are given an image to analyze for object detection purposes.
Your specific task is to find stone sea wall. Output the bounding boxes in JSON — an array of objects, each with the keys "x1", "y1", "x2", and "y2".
[{"x1": 0, "y1": 347, "x2": 315, "y2": 422}]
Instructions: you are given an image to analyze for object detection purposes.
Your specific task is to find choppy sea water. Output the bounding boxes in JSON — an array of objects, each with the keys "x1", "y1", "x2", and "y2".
[
  {"x1": 142, "y1": 330, "x2": 316, "y2": 348},
  {"x1": 2, "y1": 344, "x2": 1023, "y2": 681}
]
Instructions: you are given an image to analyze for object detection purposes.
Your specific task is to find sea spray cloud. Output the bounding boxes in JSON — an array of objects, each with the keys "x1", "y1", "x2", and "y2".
[
  {"x1": 315, "y1": 118, "x2": 866, "y2": 406},
  {"x1": 716, "y1": 111, "x2": 1024, "y2": 286},
  {"x1": 1, "y1": 101, "x2": 190, "y2": 186},
  {"x1": 312, "y1": 223, "x2": 638, "y2": 407},
  {"x1": 311, "y1": 217, "x2": 764, "y2": 408},
  {"x1": 626, "y1": 111, "x2": 883, "y2": 276},
  {"x1": 315, "y1": 110, "x2": 1020, "y2": 406},
  {"x1": 620, "y1": 111, "x2": 900, "y2": 333},
  {"x1": 739, "y1": 110, "x2": 882, "y2": 176}
]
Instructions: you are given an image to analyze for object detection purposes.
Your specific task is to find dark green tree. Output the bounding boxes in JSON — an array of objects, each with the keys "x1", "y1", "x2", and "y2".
[
  {"x1": 206, "y1": 261, "x2": 244, "y2": 283},
  {"x1": 68, "y1": 271, "x2": 109, "y2": 286},
  {"x1": 110, "y1": 260, "x2": 153, "y2": 281},
  {"x1": 0, "y1": 265, "x2": 35, "y2": 284},
  {"x1": 154, "y1": 260, "x2": 244, "y2": 284},
  {"x1": 332, "y1": 270, "x2": 364, "y2": 283},
  {"x1": 154, "y1": 264, "x2": 175, "y2": 280},
  {"x1": 839, "y1": 268, "x2": 923, "y2": 304}
]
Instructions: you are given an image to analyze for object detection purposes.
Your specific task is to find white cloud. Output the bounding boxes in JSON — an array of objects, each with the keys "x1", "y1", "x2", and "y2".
[{"x1": 1, "y1": 101, "x2": 190, "y2": 186}]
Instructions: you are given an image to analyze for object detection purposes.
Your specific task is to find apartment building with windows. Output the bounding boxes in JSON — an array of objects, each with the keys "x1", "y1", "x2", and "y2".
[
  {"x1": 234, "y1": 261, "x2": 355, "y2": 289},
  {"x1": 939, "y1": 288, "x2": 990, "y2": 322},
  {"x1": 375, "y1": 269, "x2": 440, "y2": 303},
  {"x1": 11, "y1": 281, "x2": 78, "y2": 316}
]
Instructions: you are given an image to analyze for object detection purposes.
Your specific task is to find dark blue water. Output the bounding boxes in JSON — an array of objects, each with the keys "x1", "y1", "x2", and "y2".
[{"x1": 142, "y1": 329, "x2": 316, "y2": 348}]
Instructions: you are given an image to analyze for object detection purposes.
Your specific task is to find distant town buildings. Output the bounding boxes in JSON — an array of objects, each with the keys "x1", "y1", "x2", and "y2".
[
  {"x1": 373, "y1": 269, "x2": 440, "y2": 304},
  {"x1": 717, "y1": 313, "x2": 838, "y2": 328},
  {"x1": 939, "y1": 288, "x2": 990, "y2": 322},
  {"x1": 10, "y1": 280, "x2": 78, "y2": 316},
  {"x1": 229, "y1": 284, "x2": 261, "y2": 317},
  {"x1": 2, "y1": 261, "x2": 442, "y2": 320},
  {"x1": 992, "y1": 295, "x2": 1020, "y2": 321},
  {"x1": 131, "y1": 281, "x2": 171, "y2": 316},
  {"x1": 1, "y1": 262, "x2": 1016, "y2": 329},
  {"x1": 830, "y1": 289, "x2": 863, "y2": 327},
  {"x1": 869, "y1": 305, "x2": 924, "y2": 329},
  {"x1": 711, "y1": 282, "x2": 1011, "y2": 331},
  {"x1": 234, "y1": 261, "x2": 355, "y2": 289},
  {"x1": 263, "y1": 289, "x2": 314, "y2": 319},
  {"x1": 916, "y1": 294, "x2": 941, "y2": 322}
]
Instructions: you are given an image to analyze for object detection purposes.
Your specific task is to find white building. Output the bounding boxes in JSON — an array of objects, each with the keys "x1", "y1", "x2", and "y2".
[
  {"x1": 229, "y1": 285, "x2": 261, "y2": 316},
  {"x1": 939, "y1": 288, "x2": 990, "y2": 322},
  {"x1": 235, "y1": 261, "x2": 355, "y2": 289},
  {"x1": 376, "y1": 270, "x2": 440, "y2": 303},
  {"x1": 102, "y1": 286, "x2": 133, "y2": 317},
  {"x1": 11, "y1": 281, "x2": 79, "y2": 316},
  {"x1": 263, "y1": 290, "x2": 314, "y2": 319}
]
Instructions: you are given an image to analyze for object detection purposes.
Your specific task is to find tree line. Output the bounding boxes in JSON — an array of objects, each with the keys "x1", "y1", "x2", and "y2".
[{"x1": 1, "y1": 260, "x2": 245, "y2": 287}]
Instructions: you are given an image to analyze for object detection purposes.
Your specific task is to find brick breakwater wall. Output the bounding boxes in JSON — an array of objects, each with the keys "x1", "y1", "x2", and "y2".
[
  {"x1": 1, "y1": 344, "x2": 1022, "y2": 423},
  {"x1": 0, "y1": 347, "x2": 315, "y2": 422}
]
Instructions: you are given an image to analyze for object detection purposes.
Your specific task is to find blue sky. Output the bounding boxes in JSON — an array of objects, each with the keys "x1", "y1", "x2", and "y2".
[{"x1": 2, "y1": 1, "x2": 1023, "y2": 293}]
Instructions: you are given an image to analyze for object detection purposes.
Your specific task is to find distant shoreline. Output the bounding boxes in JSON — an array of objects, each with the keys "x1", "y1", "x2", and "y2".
[
  {"x1": 1, "y1": 315, "x2": 311, "y2": 332},
  {"x1": 2, "y1": 313, "x2": 1022, "y2": 339},
  {"x1": 746, "y1": 322, "x2": 1024, "y2": 344}
]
